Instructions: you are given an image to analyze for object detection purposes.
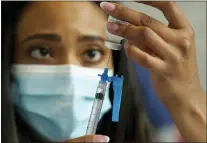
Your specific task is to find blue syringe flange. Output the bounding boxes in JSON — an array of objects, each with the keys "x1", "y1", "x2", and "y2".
[
  {"x1": 112, "y1": 74, "x2": 124, "y2": 122},
  {"x1": 97, "y1": 68, "x2": 124, "y2": 122},
  {"x1": 98, "y1": 68, "x2": 113, "y2": 83}
]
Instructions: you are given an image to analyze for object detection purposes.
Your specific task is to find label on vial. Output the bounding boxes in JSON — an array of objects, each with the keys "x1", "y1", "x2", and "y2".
[
  {"x1": 106, "y1": 16, "x2": 127, "y2": 43},
  {"x1": 105, "y1": 16, "x2": 128, "y2": 50}
]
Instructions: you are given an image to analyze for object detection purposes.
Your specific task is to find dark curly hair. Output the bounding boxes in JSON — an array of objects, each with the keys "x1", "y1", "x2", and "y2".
[{"x1": 1, "y1": 1, "x2": 150, "y2": 143}]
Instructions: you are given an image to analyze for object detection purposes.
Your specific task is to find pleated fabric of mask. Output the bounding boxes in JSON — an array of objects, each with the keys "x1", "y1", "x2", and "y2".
[{"x1": 11, "y1": 65, "x2": 113, "y2": 142}]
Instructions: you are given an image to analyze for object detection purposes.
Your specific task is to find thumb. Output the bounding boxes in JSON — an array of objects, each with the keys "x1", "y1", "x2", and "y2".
[{"x1": 66, "y1": 135, "x2": 110, "y2": 142}]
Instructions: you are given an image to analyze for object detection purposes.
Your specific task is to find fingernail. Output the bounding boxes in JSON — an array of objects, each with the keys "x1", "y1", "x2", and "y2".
[
  {"x1": 93, "y1": 135, "x2": 110, "y2": 142},
  {"x1": 107, "y1": 22, "x2": 119, "y2": 31},
  {"x1": 100, "y1": 2, "x2": 116, "y2": 12}
]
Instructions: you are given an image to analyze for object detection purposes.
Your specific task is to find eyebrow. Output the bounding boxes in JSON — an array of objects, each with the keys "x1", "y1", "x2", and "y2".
[
  {"x1": 78, "y1": 35, "x2": 105, "y2": 42},
  {"x1": 20, "y1": 34, "x2": 105, "y2": 44},
  {"x1": 21, "y1": 33, "x2": 61, "y2": 44}
]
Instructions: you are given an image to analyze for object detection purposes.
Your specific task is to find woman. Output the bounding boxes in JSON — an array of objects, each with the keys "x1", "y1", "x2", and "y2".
[
  {"x1": 2, "y1": 1, "x2": 149, "y2": 143},
  {"x1": 2, "y1": 1, "x2": 206, "y2": 143}
]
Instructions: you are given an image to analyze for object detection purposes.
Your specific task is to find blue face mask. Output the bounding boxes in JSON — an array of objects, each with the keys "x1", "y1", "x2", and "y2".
[{"x1": 12, "y1": 65, "x2": 113, "y2": 142}]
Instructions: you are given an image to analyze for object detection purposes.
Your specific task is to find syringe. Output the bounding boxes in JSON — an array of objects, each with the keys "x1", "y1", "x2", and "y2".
[{"x1": 85, "y1": 80, "x2": 107, "y2": 135}]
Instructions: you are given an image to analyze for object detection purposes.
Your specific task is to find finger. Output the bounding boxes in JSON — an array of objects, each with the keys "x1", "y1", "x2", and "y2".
[
  {"x1": 100, "y1": 2, "x2": 173, "y2": 39},
  {"x1": 136, "y1": 1, "x2": 190, "y2": 29},
  {"x1": 107, "y1": 22, "x2": 177, "y2": 61},
  {"x1": 126, "y1": 45, "x2": 166, "y2": 73},
  {"x1": 66, "y1": 135, "x2": 110, "y2": 142}
]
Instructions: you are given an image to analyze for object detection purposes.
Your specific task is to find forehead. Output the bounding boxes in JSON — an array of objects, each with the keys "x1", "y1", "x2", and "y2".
[{"x1": 17, "y1": 2, "x2": 107, "y2": 41}]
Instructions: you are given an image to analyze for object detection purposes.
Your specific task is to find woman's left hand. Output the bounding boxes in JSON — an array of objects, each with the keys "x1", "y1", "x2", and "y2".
[{"x1": 100, "y1": 1, "x2": 206, "y2": 142}]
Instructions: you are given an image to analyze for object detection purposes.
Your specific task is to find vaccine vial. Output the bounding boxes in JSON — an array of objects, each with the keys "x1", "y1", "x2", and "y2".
[{"x1": 104, "y1": 16, "x2": 128, "y2": 50}]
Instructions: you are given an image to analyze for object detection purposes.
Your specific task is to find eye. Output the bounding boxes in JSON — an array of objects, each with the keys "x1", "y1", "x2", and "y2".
[
  {"x1": 83, "y1": 48, "x2": 103, "y2": 63},
  {"x1": 31, "y1": 46, "x2": 51, "y2": 60}
]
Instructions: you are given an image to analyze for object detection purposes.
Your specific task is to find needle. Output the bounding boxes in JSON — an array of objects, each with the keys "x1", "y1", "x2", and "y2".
[{"x1": 106, "y1": 50, "x2": 111, "y2": 68}]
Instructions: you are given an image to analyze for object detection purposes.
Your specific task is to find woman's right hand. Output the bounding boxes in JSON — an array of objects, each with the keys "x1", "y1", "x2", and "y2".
[{"x1": 66, "y1": 135, "x2": 110, "y2": 142}]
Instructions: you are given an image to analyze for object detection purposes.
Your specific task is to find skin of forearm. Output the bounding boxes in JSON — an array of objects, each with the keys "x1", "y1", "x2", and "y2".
[{"x1": 166, "y1": 91, "x2": 206, "y2": 142}]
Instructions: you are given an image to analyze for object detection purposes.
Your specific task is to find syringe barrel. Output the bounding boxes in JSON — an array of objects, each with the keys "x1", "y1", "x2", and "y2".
[{"x1": 85, "y1": 81, "x2": 107, "y2": 135}]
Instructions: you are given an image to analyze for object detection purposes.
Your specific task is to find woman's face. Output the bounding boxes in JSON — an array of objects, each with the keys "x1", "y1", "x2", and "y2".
[{"x1": 15, "y1": 2, "x2": 112, "y2": 68}]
